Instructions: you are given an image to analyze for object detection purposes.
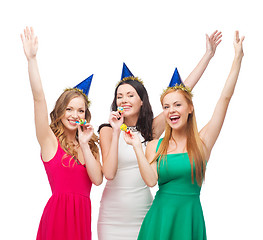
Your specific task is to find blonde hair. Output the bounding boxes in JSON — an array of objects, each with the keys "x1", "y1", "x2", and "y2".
[
  {"x1": 151, "y1": 88, "x2": 206, "y2": 186},
  {"x1": 50, "y1": 89, "x2": 99, "y2": 165}
]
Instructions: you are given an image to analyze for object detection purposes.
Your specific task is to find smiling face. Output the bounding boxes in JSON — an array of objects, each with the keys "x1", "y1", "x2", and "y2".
[
  {"x1": 61, "y1": 96, "x2": 86, "y2": 132},
  {"x1": 116, "y1": 83, "x2": 143, "y2": 120},
  {"x1": 162, "y1": 90, "x2": 193, "y2": 131}
]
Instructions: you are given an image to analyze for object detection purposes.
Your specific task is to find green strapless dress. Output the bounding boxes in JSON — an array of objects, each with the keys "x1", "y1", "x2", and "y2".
[{"x1": 137, "y1": 139, "x2": 206, "y2": 240}]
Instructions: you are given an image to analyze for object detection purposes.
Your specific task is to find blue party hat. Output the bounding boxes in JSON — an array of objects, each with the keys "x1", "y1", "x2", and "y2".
[
  {"x1": 168, "y1": 68, "x2": 183, "y2": 87},
  {"x1": 162, "y1": 68, "x2": 192, "y2": 96},
  {"x1": 121, "y1": 63, "x2": 134, "y2": 80},
  {"x1": 74, "y1": 74, "x2": 93, "y2": 96}
]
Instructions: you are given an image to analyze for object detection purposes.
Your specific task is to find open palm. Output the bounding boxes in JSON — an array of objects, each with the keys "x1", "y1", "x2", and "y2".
[
  {"x1": 21, "y1": 27, "x2": 38, "y2": 60},
  {"x1": 206, "y1": 30, "x2": 222, "y2": 57}
]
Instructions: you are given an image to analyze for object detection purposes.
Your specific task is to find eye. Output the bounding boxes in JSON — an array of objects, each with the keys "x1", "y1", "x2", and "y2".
[
  {"x1": 66, "y1": 108, "x2": 72, "y2": 111},
  {"x1": 129, "y1": 94, "x2": 134, "y2": 97},
  {"x1": 117, "y1": 96, "x2": 122, "y2": 99},
  {"x1": 176, "y1": 104, "x2": 181, "y2": 107},
  {"x1": 79, "y1": 109, "x2": 85, "y2": 113},
  {"x1": 163, "y1": 106, "x2": 169, "y2": 109}
]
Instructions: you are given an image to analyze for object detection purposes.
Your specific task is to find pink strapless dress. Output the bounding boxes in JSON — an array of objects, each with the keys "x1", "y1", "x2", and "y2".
[{"x1": 36, "y1": 142, "x2": 92, "y2": 240}]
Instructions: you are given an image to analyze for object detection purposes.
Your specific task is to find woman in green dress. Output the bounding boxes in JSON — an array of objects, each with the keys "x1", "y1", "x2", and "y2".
[{"x1": 123, "y1": 31, "x2": 244, "y2": 240}]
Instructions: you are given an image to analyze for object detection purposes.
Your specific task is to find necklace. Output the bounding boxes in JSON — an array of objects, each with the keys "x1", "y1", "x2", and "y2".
[{"x1": 127, "y1": 126, "x2": 137, "y2": 132}]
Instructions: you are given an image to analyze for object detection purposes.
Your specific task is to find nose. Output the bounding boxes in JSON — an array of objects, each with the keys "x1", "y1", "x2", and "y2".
[
  {"x1": 169, "y1": 106, "x2": 176, "y2": 114},
  {"x1": 71, "y1": 110, "x2": 78, "y2": 119},
  {"x1": 121, "y1": 96, "x2": 128, "y2": 103}
]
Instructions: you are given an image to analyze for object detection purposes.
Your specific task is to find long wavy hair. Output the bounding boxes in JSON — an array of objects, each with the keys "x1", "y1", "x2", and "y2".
[
  {"x1": 50, "y1": 89, "x2": 99, "y2": 163},
  {"x1": 151, "y1": 88, "x2": 206, "y2": 186},
  {"x1": 111, "y1": 78, "x2": 154, "y2": 142}
]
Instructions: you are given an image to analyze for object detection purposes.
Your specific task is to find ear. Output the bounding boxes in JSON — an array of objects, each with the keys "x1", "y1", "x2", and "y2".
[
  {"x1": 188, "y1": 105, "x2": 194, "y2": 115},
  {"x1": 140, "y1": 100, "x2": 143, "y2": 106}
]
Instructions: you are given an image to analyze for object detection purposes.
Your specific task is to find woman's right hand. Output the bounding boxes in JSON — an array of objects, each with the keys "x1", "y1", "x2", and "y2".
[
  {"x1": 108, "y1": 111, "x2": 124, "y2": 131},
  {"x1": 20, "y1": 26, "x2": 38, "y2": 61},
  {"x1": 205, "y1": 30, "x2": 222, "y2": 57}
]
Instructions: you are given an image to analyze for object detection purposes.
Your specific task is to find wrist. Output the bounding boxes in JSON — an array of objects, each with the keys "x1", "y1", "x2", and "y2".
[
  {"x1": 234, "y1": 51, "x2": 244, "y2": 60},
  {"x1": 133, "y1": 143, "x2": 143, "y2": 152},
  {"x1": 79, "y1": 141, "x2": 91, "y2": 150},
  {"x1": 204, "y1": 50, "x2": 214, "y2": 59},
  {"x1": 112, "y1": 128, "x2": 121, "y2": 135},
  {"x1": 27, "y1": 56, "x2": 37, "y2": 63}
]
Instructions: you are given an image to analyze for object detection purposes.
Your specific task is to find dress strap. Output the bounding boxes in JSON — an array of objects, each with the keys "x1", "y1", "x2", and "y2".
[{"x1": 155, "y1": 138, "x2": 164, "y2": 153}]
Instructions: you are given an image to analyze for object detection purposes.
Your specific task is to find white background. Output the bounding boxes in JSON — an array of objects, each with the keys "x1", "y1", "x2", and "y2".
[{"x1": 0, "y1": 0, "x2": 262, "y2": 239}]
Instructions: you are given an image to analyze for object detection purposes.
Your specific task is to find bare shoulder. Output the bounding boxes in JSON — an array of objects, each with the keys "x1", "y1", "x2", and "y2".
[
  {"x1": 99, "y1": 125, "x2": 114, "y2": 155},
  {"x1": 99, "y1": 125, "x2": 113, "y2": 139},
  {"x1": 146, "y1": 139, "x2": 159, "y2": 150},
  {"x1": 146, "y1": 139, "x2": 159, "y2": 157}
]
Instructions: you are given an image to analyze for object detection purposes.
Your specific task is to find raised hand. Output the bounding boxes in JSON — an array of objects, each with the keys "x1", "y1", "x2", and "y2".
[
  {"x1": 108, "y1": 111, "x2": 124, "y2": 131},
  {"x1": 78, "y1": 122, "x2": 103, "y2": 185},
  {"x1": 182, "y1": 30, "x2": 222, "y2": 91},
  {"x1": 21, "y1": 26, "x2": 38, "y2": 61},
  {"x1": 206, "y1": 30, "x2": 222, "y2": 57},
  {"x1": 123, "y1": 131, "x2": 141, "y2": 148},
  {"x1": 233, "y1": 31, "x2": 245, "y2": 57},
  {"x1": 78, "y1": 122, "x2": 94, "y2": 146},
  {"x1": 199, "y1": 30, "x2": 244, "y2": 160}
]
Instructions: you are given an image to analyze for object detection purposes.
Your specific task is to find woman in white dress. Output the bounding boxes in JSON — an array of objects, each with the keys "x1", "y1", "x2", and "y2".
[{"x1": 97, "y1": 31, "x2": 222, "y2": 240}]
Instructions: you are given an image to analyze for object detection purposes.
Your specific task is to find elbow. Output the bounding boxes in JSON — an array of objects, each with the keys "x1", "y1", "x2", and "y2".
[
  {"x1": 102, "y1": 167, "x2": 116, "y2": 180},
  {"x1": 93, "y1": 177, "x2": 103, "y2": 186},
  {"x1": 145, "y1": 178, "x2": 157, "y2": 188},
  {"x1": 220, "y1": 94, "x2": 232, "y2": 104},
  {"x1": 104, "y1": 174, "x2": 115, "y2": 181},
  {"x1": 90, "y1": 170, "x2": 103, "y2": 186},
  {"x1": 147, "y1": 182, "x2": 157, "y2": 188}
]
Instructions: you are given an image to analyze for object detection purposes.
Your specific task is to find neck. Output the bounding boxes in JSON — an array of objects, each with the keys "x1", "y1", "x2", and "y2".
[
  {"x1": 171, "y1": 127, "x2": 187, "y2": 143},
  {"x1": 64, "y1": 129, "x2": 78, "y2": 144},
  {"x1": 124, "y1": 115, "x2": 139, "y2": 127}
]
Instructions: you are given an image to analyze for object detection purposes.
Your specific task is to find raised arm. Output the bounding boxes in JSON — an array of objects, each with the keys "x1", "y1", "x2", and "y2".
[
  {"x1": 123, "y1": 132, "x2": 158, "y2": 187},
  {"x1": 21, "y1": 27, "x2": 57, "y2": 161},
  {"x1": 184, "y1": 30, "x2": 222, "y2": 89},
  {"x1": 99, "y1": 112, "x2": 124, "y2": 180},
  {"x1": 200, "y1": 31, "x2": 244, "y2": 159},
  {"x1": 152, "y1": 31, "x2": 222, "y2": 139}
]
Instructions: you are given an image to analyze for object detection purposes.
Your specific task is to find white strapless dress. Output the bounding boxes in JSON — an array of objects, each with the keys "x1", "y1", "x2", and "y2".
[{"x1": 97, "y1": 131, "x2": 153, "y2": 240}]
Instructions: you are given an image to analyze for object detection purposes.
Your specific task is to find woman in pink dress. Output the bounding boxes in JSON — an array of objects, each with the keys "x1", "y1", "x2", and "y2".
[{"x1": 21, "y1": 27, "x2": 103, "y2": 240}]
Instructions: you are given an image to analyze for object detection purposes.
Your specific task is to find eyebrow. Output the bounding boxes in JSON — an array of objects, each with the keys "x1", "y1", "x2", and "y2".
[
  {"x1": 67, "y1": 105, "x2": 85, "y2": 110},
  {"x1": 163, "y1": 101, "x2": 181, "y2": 105},
  {"x1": 117, "y1": 91, "x2": 135, "y2": 95}
]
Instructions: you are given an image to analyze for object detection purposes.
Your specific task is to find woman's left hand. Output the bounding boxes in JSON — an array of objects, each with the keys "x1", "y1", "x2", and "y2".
[
  {"x1": 233, "y1": 30, "x2": 245, "y2": 57},
  {"x1": 78, "y1": 122, "x2": 94, "y2": 145},
  {"x1": 123, "y1": 131, "x2": 141, "y2": 148}
]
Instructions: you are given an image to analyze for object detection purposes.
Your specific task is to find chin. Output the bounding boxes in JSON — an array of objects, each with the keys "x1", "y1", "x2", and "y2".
[
  {"x1": 168, "y1": 121, "x2": 182, "y2": 130},
  {"x1": 123, "y1": 111, "x2": 134, "y2": 118}
]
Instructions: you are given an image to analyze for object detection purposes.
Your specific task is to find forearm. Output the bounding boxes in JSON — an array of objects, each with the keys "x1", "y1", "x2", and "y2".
[
  {"x1": 101, "y1": 130, "x2": 120, "y2": 180},
  {"x1": 81, "y1": 145, "x2": 103, "y2": 186},
  {"x1": 133, "y1": 145, "x2": 157, "y2": 187},
  {"x1": 152, "y1": 112, "x2": 165, "y2": 139},
  {"x1": 221, "y1": 54, "x2": 243, "y2": 100},
  {"x1": 28, "y1": 58, "x2": 45, "y2": 102},
  {"x1": 184, "y1": 51, "x2": 213, "y2": 89},
  {"x1": 27, "y1": 58, "x2": 51, "y2": 144}
]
